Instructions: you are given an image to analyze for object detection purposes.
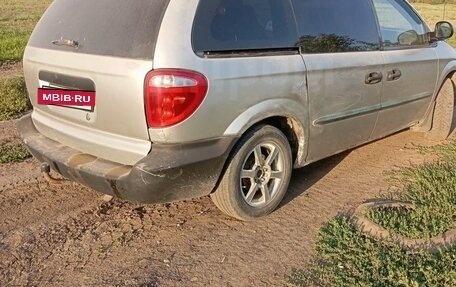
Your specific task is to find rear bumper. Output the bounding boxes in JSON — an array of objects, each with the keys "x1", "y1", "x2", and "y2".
[{"x1": 17, "y1": 114, "x2": 236, "y2": 204}]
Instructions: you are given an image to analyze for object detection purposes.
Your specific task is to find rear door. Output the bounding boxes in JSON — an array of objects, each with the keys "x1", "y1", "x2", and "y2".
[
  {"x1": 24, "y1": 0, "x2": 170, "y2": 164},
  {"x1": 370, "y1": 0, "x2": 439, "y2": 139},
  {"x1": 292, "y1": 0, "x2": 384, "y2": 162}
]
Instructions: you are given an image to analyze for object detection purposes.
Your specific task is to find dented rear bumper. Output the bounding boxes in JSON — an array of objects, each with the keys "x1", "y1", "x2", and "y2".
[{"x1": 17, "y1": 114, "x2": 236, "y2": 204}]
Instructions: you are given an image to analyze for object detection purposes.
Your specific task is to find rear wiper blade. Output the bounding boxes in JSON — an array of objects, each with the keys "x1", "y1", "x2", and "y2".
[{"x1": 51, "y1": 38, "x2": 79, "y2": 49}]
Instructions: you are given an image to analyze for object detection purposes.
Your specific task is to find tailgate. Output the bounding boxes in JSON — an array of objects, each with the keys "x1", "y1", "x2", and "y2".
[
  {"x1": 23, "y1": 49, "x2": 152, "y2": 165},
  {"x1": 22, "y1": 0, "x2": 170, "y2": 165}
]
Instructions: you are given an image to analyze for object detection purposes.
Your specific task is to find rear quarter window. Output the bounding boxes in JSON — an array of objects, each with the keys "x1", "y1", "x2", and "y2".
[
  {"x1": 28, "y1": 0, "x2": 170, "y2": 59},
  {"x1": 192, "y1": 0, "x2": 298, "y2": 54}
]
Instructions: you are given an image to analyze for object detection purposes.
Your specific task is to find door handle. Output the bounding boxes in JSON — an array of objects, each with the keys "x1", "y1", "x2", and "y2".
[
  {"x1": 365, "y1": 72, "x2": 383, "y2": 85},
  {"x1": 387, "y1": 69, "x2": 402, "y2": 81}
]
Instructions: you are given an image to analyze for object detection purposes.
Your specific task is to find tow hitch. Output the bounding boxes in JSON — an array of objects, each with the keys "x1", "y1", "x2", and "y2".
[{"x1": 41, "y1": 162, "x2": 65, "y2": 184}]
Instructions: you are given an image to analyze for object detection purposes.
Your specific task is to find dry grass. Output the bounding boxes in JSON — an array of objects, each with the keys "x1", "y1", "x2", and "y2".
[{"x1": 413, "y1": 3, "x2": 456, "y2": 47}]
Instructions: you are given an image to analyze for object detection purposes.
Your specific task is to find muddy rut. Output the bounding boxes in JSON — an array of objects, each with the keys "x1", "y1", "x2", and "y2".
[{"x1": 0, "y1": 119, "x2": 439, "y2": 287}]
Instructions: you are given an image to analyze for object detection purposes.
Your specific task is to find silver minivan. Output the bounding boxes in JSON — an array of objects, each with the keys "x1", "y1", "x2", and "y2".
[{"x1": 18, "y1": 0, "x2": 456, "y2": 220}]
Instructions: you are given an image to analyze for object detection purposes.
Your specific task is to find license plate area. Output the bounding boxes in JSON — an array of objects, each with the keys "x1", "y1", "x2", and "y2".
[
  {"x1": 38, "y1": 87, "x2": 96, "y2": 112},
  {"x1": 38, "y1": 74, "x2": 96, "y2": 112}
]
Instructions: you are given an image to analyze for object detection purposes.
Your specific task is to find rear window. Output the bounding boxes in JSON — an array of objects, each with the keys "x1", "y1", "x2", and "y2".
[
  {"x1": 192, "y1": 0, "x2": 297, "y2": 53},
  {"x1": 28, "y1": 0, "x2": 170, "y2": 59}
]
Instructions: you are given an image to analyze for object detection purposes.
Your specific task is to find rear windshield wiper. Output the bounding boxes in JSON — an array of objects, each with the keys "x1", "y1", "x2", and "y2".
[{"x1": 51, "y1": 38, "x2": 79, "y2": 49}]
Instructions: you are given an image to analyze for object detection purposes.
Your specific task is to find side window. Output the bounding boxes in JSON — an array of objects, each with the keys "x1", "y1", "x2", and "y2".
[
  {"x1": 291, "y1": 0, "x2": 380, "y2": 54},
  {"x1": 372, "y1": 0, "x2": 428, "y2": 48},
  {"x1": 192, "y1": 0, "x2": 297, "y2": 53}
]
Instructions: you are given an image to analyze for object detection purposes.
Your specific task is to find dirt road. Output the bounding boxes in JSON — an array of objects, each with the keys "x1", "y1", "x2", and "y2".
[{"x1": 0, "y1": 120, "x2": 439, "y2": 287}]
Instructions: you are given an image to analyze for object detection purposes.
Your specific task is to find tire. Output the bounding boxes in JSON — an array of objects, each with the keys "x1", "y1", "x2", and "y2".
[
  {"x1": 426, "y1": 78, "x2": 455, "y2": 141},
  {"x1": 211, "y1": 125, "x2": 292, "y2": 221}
]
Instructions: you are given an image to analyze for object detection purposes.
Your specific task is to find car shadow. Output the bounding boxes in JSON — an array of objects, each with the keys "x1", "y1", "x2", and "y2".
[{"x1": 279, "y1": 150, "x2": 350, "y2": 208}]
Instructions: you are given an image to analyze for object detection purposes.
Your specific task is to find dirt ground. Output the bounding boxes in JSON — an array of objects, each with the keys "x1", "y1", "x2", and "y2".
[
  {"x1": 0, "y1": 62, "x2": 22, "y2": 78},
  {"x1": 0, "y1": 118, "x2": 441, "y2": 287}
]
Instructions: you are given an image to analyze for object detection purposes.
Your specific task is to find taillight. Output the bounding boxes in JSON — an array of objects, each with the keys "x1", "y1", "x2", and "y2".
[{"x1": 144, "y1": 69, "x2": 208, "y2": 128}]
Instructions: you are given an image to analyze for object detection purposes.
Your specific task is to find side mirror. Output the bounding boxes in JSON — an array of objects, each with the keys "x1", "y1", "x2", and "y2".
[
  {"x1": 434, "y1": 21, "x2": 454, "y2": 40},
  {"x1": 398, "y1": 30, "x2": 419, "y2": 46}
]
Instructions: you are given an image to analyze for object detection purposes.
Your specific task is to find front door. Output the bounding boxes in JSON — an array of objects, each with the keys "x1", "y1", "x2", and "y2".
[{"x1": 370, "y1": 0, "x2": 439, "y2": 139}]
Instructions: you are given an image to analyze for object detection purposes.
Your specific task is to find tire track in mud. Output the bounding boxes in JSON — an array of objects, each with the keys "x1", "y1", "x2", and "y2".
[
  {"x1": 0, "y1": 131, "x2": 442, "y2": 286},
  {"x1": 0, "y1": 182, "x2": 101, "y2": 233}
]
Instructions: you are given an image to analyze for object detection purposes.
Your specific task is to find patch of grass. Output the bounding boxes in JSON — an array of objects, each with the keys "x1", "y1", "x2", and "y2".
[
  {"x1": 287, "y1": 141, "x2": 456, "y2": 287},
  {"x1": 412, "y1": 2, "x2": 456, "y2": 24},
  {"x1": 369, "y1": 162, "x2": 456, "y2": 239},
  {"x1": 0, "y1": 76, "x2": 31, "y2": 120},
  {"x1": 449, "y1": 37, "x2": 456, "y2": 48},
  {"x1": 425, "y1": 141, "x2": 456, "y2": 162},
  {"x1": 410, "y1": 0, "x2": 456, "y2": 5},
  {"x1": 369, "y1": 141, "x2": 456, "y2": 239},
  {"x1": 287, "y1": 217, "x2": 456, "y2": 287},
  {"x1": 0, "y1": 30, "x2": 31, "y2": 61},
  {"x1": 411, "y1": 3, "x2": 456, "y2": 48},
  {"x1": 0, "y1": 142, "x2": 31, "y2": 164},
  {"x1": 0, "y1": 0, "x2": 52, "y2": 61}
]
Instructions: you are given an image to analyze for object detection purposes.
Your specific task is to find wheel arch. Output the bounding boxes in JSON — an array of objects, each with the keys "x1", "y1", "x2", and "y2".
[
  {"x1": 254, "y1": 116, "x2": 305, "y2": 168},
  {"x1": 414, "y1": 63, "x2": 456, "y2": 133},
  {"x1": 223, "y1": 99, "x2": 309, "y2": 168}
]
